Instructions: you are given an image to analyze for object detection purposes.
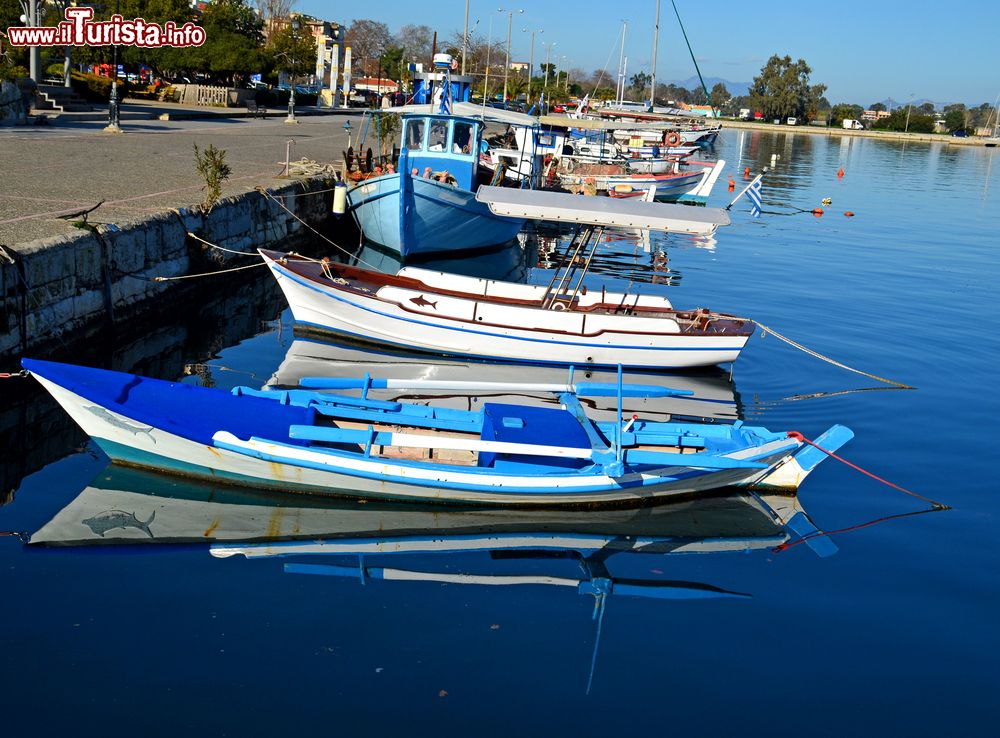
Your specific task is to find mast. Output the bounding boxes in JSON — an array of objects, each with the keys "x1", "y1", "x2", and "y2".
[
  {"x1": 616, "y1": 21, "x2": 627, "y2": 105},
  {"x1": 649, "y1": 0, "x2": 660, "y2": 109}
]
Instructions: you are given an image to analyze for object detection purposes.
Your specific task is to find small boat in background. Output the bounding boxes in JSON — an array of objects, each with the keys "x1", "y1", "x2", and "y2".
[{"x1": 22, "y1": 358, "x2": 853, "y2": 506}]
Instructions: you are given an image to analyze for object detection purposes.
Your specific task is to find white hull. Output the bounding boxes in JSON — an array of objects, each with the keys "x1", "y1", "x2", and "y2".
[{"x1": 265, "y1": 257, "x2": 750, "y2": 369}]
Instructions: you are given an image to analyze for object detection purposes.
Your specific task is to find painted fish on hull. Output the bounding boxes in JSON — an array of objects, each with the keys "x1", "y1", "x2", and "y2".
[
  {"x1": 82, "y1": 509, "x2": 156, "y2": 538},
  {"x1": 85, "y1": 406, "x2": 157, "y2": 444}
]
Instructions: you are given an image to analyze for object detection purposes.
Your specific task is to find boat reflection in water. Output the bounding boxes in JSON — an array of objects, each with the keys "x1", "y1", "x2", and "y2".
[
  {"x1": 30, "y1": 464, "x2": 834, "y2": 692},
  {"x1": 267, "y1": 335, "x2": 742, "y2": 423}
]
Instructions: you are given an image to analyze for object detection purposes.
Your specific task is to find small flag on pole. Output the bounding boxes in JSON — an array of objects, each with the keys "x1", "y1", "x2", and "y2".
[{"x1": 747, "y1": 175, "x2": 763, "y2": 218}]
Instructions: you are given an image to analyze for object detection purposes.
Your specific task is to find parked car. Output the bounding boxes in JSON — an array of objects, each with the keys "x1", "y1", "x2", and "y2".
[
  {"x1": 951, "y1": 129, "x2": 969, "y2": 137},
  {"x1": 552, "y1": 104, "x2": 565, "y2": 113},
  {"x1": 786, "y1": 117, "x2": 798, "y2": 126}
]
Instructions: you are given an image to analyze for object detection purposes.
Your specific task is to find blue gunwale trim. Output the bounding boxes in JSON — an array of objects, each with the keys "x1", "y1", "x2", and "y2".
[{"x1": 275, "y1": 263, "x2": 747, "y2": 355}]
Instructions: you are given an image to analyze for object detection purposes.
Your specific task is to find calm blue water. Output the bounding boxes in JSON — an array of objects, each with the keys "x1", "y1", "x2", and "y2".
[{"x1": 2, "y1": 129, "x2": 999, "y2": 736}]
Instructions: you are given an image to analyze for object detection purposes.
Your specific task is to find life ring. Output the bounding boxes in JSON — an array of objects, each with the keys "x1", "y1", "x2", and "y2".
[
  {"x1": 563, "y1": 157, "x2": 576, "y2": 174},
  {"x1": 665, "y1": 132, "x2": 681, "y2": 147}
]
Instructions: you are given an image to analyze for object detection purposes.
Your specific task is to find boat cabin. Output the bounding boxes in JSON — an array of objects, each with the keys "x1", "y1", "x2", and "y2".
[{"x1": 400, "y1": 114, "x2": 482, "y2": 190}]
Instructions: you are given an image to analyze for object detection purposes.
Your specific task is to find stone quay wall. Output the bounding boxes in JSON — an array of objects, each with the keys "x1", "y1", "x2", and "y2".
[{"x1": 0, "y1": 178, "x2": 334, "y2": 362}]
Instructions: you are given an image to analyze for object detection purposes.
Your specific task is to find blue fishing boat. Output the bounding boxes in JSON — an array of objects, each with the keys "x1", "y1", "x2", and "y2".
[
  {"x1": 23, "y1": 358, "x2": 853, "y2": 507},
  {"x1": 347, "y1": 112, "x2": 525, "y2": 257},
  {"x1": 346, "y1": 54, "x2": 527, "y2": 257}
]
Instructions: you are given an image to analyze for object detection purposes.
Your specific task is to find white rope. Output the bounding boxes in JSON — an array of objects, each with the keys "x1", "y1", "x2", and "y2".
[
  {"x1": 257, "y1": 187, "x2": 384, "y2": 272},
  {"x1": 153, "y1": 262, "x2": 266, "y2": 281},
  {"x1": 186, "y1": 231, "x2": 258, "y2": 255},
  {"x1": 753, "y1": 320, "x2": 913, "y2": 389}
]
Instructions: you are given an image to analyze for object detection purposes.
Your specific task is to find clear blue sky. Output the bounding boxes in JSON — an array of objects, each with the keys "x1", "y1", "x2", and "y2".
[{"x1": 297, "y1": 0, "x2": 1000, "y2": 106}]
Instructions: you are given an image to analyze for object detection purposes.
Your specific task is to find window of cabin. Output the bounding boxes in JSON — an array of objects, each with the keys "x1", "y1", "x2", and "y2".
[
  {"x1": 404, "y1": 119, "x2": 425, "y2": 151},
  {"x1": 427, "y1": 120, "x2": 449, "y2": 152},
  {"x1": 452, "y1": 122, "x2": 474, "y2": 154}
]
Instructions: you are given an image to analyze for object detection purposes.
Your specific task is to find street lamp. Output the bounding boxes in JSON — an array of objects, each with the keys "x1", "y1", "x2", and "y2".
[
  {"x1": 503, "y1": 9, "x2": 523, "y2": 103},
  {"x1": 522, "y1": 27, "x2": 542, "y2": 105},
  {"x1": 285, "y1": 18, "x2": 301, "y2": 124},
  {"x1": 904, "y1": 92, "x2": 914, "y2": 134},
  {"x1": 542, "y1": 41, "x2": 556, "y2": 102},
  {"x1": 481, "y1": 8, "x2": 504, "y2": 104},
  {"x1": 560, "y1": 55, "x2": 571, "y2": 95},
  {"x1": 103, "y1": 0, "x2": 122, "y2": 133}
]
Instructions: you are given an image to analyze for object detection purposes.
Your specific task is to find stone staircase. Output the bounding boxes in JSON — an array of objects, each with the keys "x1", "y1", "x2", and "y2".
[{"x1": 34, "y1": 84, "x2": 94, "y2": 113}]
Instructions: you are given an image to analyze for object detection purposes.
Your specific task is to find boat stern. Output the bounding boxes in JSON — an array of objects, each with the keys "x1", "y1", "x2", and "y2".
[{"x1": 748, "y1": 425, "x2": 854, "y2": 491}]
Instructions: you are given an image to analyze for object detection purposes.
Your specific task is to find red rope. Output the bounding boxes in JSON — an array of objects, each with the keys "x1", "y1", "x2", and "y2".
[
  {"x1": 773, "y1": 506, "x2": 943, "y2": 553},
  {"x1": 787, "y1": 431, "x2": 947, "y2": 508}
]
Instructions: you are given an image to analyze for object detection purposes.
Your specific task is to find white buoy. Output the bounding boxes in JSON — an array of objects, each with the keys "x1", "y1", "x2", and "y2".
[{"x1": 332, "y1": 182, "x2": 347, "y2": 215}]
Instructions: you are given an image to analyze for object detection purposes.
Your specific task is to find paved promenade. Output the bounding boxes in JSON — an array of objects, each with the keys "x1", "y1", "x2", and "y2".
[{"x1": 1, "y1": 99, "x2": 362, "y2": 248}]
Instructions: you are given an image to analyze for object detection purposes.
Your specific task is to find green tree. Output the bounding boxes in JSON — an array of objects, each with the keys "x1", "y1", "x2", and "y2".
[
  {"x1": 749, "y1": 54, "x2": 825, "y2": 121},
  {"x1": 869, "y1": 102, "x2": 887, "y2": 112},
  {"x1": 709, "y1": 82, "x2": 730, "y2": 112},
  {"x1": 872, "y1": 108, "x2": 934, "y2": 133},
  {"x1": 269, "y1": 20, "x2": 317, "y2": 79},
  {"x1": 629, "y1": 71, "x2": 650, "y2": 97},
  {"x1": 829, "y1": 102, "x2": 863, "y2": 126},
  {"x1": 188, "y1": 0, "x2": 265, "y2": 85},
  {"x1": 944, "y1": 107, "x2": 968, "y2": 132}
]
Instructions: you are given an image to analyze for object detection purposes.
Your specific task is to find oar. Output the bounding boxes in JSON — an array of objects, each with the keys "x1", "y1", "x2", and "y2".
[{"x1": 297, "y1": 376, "x2": 693, "y2": 399}]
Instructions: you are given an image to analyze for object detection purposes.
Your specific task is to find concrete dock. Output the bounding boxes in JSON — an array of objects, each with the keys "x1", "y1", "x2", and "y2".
[
  {"x1": 1, "y1": 100, "x2": 367, "y2": 363},
  {"x1": 1, "y1": 99, "x2": 362, "y2": 247}
]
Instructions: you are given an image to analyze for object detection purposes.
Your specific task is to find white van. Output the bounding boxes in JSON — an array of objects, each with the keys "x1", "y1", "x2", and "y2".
[
  {"x1": 842, "y1": 119, "x2": 864, "y2": 130},
  {"x1": 786, "y1": 117, "x2": 798, "y2": 126}
]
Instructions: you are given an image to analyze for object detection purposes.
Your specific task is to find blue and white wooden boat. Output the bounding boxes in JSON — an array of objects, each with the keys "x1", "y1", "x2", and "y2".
[
  {"x1": 23, "y1": 358, "x2": 853, "y2": 506},
  {"x1": 347, "y1": 111, "x2": 525, "y2": 257}
]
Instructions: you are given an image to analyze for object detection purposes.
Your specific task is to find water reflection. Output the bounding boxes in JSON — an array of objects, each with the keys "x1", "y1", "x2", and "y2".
[
  {"x1": 266, "y1": 334, "x2": 741, "y2": 422},
  {"x1": 28, "y1": 463, "x2": 833, "y2": 693}
]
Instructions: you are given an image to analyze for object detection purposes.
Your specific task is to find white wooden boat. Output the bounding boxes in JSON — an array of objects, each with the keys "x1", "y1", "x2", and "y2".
[{"x1": 259, "y1": 238, "x2": 751, "y2": 371}]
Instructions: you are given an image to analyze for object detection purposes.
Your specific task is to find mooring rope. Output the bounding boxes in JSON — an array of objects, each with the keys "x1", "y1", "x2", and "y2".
[
  {"x1": 786, "y1": 430, "x2": 948, "y2": 508},
  {"x1": 753, "y1": 320, "x2": 913, "y2": 389},
  {"x1": 153, "y1": 262, "x2": 266, "y2": 282},
  {"x1": 185, "y1": 230, "x2": 258, "y2": 255},
  {"x1": 256, "y1": 187, "x2": 384, "y2": 272}
]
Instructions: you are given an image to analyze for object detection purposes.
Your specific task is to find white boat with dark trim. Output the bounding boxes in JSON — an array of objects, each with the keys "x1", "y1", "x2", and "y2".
[
  {"x1": 260, "y1": 230, "x2": 750, "y2": 371},
  {"x1": 23, "y1": 358, "x2": 854, "y2": 506}
]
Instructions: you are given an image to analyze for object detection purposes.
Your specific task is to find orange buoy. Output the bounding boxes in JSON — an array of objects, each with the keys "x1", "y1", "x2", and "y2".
[
  {"x1": 728, "y1": 176, "x2": 735, "y2": 191},
  {"x1": 744, "y1": 167, "x2": 751, "y2": 178},
  {"x1": 837, "y1": 168, "x2": 844, "y2": 178},
  {"x1": 844, "y1": 211, "x2": 855, "y2": 217},
  {"x1": 812, "y1": 208, "x2": 824, "y2": 217}
]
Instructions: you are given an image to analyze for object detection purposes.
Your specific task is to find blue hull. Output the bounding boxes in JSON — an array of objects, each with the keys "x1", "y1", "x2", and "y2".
[{"x1": 347, "y1": 173, "x2": 524, "y2": 257}]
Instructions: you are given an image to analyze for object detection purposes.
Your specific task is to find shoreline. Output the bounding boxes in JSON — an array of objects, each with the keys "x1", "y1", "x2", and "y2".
[{"x1": 719, "y1": 118, "x2": 994, "y2": 147}]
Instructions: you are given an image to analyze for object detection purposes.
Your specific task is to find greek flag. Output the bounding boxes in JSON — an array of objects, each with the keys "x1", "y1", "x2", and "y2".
[
  {"x1": 747, "y1": 175, "x2": 763, "y2": 218},
  {"x1": 439, "y1": 84, "x2": 451, "y2": 115}
]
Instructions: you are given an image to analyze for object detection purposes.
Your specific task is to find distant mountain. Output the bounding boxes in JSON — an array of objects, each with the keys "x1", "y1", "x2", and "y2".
[{"x1": 667, "y1": 76, "x2": 751, "y2": 97}]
